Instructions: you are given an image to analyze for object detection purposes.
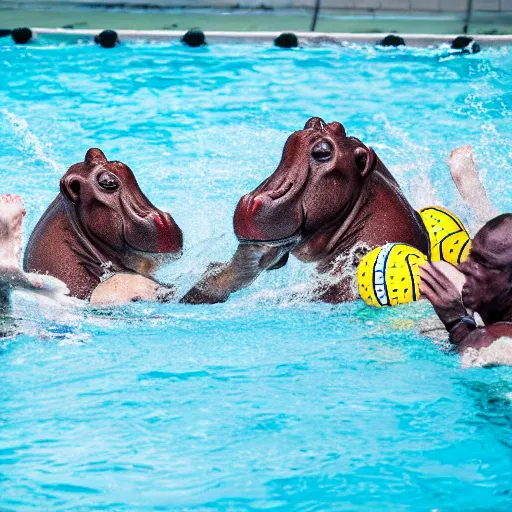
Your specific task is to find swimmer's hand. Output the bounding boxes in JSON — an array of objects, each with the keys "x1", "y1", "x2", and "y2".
[{"x1": 419, "y1": 261, "x2": 469, "y2": 329}]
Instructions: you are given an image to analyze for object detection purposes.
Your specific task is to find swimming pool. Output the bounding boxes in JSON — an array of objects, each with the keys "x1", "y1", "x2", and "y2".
[{"x1": 1, "y1": 39, "x2": 512, "y2": 510}]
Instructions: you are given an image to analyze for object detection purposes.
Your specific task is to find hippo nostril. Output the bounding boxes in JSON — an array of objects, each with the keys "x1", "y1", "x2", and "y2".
[
  {"x1": 153, "y1": 212, "x2": 182, "y2": 254},
  {"x1": 251, "y1": 196, "x2": 263, "y2": 214},
  {"x1": 312, "y1": 141, "x2": 333, "y2": 162},
  {"x1": 268, "y1": 181, "x2": 293, "y2": 200}
]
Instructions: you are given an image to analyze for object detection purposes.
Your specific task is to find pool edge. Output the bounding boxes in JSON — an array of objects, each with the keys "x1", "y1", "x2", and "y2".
[{"x1": 30, "y1": 29, "x2": 512, "y2": 46}]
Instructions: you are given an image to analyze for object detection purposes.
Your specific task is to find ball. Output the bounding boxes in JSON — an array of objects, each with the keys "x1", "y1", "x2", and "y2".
[
  {"x1": 357, "y1": 243, "x2": 427, "y2": 307},
  {"x1": 419, "y1": 206, "x2": 471, "y2": 265}
]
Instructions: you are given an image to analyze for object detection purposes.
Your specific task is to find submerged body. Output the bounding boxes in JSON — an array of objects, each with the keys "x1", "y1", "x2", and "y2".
[
  {"x1": 24, "y1": 149, "x2": 183, "y2": 302},
  {"x1": 183, "y1": 117, "x2": 428, "y2": 304}
]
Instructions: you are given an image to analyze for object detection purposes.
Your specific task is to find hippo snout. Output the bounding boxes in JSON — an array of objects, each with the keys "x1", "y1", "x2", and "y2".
[
  {"x1": 124, "y1": 210, "x2": 183, "y2": 255},
  {"x1": 233, "y1": 193, "x2": 269, "y2": 241},
  {"x1": 153, "y1": 211, "x2": 183, "y2": 254},
  {"x1": 234, "y1": 189, "x2": 303, "y2": 243}
]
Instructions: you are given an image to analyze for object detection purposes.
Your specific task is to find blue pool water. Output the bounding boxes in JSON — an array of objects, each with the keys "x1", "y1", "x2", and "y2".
[{"x1": 1, "y1": 39, "x2": 512, "y2": 510}]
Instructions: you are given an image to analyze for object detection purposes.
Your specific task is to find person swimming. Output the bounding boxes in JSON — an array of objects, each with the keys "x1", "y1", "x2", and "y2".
[
  {"x1": 420, "y1": 215, "x2": 512, "y2": 358},
  {"x1": 420, "y1": 147, "x2": 512, "y2": 365}
]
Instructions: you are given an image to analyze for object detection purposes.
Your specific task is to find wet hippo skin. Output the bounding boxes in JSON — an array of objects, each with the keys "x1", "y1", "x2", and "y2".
[
  {"x1": 182, "y1": 117, "x2": 428, "y2": 304},
  {"x1": 24, "y1": 149, "x2": 183, "y2": 300}
]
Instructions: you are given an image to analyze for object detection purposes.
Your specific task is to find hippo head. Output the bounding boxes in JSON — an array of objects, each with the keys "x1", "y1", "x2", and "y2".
[
  {"x1": 234, "y1": 117, "x2": 376, "y2": 249},
  {"x1": 60, "y1": 149, "x2": 183, "y2": 276}
]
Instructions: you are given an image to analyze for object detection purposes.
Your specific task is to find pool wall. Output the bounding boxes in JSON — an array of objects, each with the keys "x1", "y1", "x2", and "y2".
[{"x1": 28, "y1": 28, "x2": 512, "y2": 46}]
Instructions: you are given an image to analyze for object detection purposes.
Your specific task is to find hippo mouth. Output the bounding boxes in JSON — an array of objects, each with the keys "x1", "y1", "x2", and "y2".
[
  {"x1": 236, "y1": 227, "x2": 303, "y2": 248},
  {"x1": 122, "y1": 229, "x2": 183, "y2": 261},
  {"x1": 121, "y1": 238, "x2": 182, "y2": 278},
  {"x1": 124, "y1": 242, "x2": 183, "y2": 260}
]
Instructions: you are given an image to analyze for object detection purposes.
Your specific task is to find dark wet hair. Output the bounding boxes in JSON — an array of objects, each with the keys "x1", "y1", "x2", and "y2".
[
  {"x1": 451, "y1": 36, "x2": 480, "y2": 54},
  {"x1": 379, "y1": 34, "x2": 405, "y2": 47},
  {"x1": 274, "y1": 33, "x2": 299, "y2": 48},
  {"x1": 182, "y1": 29, "x2": 206, "y2": 47},
  {"x1": 486, "y1": 213, "x2": 512, "y2": 231},
  {"x1": 94, "y1": 30, "x2": 119, "y2": 49},
  {"x1": 12, "y1": 27, "x2": 32, "y2": 44}
]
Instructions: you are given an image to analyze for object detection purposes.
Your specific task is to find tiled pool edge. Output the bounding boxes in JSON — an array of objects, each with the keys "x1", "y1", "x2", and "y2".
[{"x1": 30, "y1": 29, "x2": 512, "y2": 46}]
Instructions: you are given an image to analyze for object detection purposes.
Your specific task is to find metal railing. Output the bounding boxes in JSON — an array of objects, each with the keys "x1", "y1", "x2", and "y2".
[
  {"x1": 310, "y1": 0, "x2": 475, "y2": 34},
  {"x1": 463, "y1": 0, "x2": 473, "y2": 34}
]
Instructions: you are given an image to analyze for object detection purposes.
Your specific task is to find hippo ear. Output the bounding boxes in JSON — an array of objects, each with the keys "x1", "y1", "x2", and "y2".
[
  {"x1": 60, "y1": 173, "x2": 86, "y2": 204},
  {"x1": 85, "y1": 148, "x2": 107, "y2": 167},
  {"x1": 304, "y1": 117, "x2": 326, "y2": 130},
  {"x1": 328, "y1": 122, "x2": 346, "y2": 139},
  {"x1": 354, "y1": 147, "x2": 376, "y2": 178}
]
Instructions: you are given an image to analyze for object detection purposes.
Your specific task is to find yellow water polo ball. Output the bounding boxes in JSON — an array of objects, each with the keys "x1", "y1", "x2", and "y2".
[
  {"x1": 357, "y1": 243, "x2": 427, "y2": 307},
  {"x1": 419, "y1": 206, "x2": 471, "y2": 265}
]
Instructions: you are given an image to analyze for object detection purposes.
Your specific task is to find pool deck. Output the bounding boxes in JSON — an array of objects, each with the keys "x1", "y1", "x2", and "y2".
[
  {"x1": 1, "y1": 6, "x2": 511, "y2": 35},
  {"x1": 31, "y1": 27, "x2": 512, "y2": 46}
]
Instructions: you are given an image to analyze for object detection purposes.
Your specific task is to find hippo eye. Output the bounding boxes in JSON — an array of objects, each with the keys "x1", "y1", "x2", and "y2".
[
  {"x1": 312, "y1": 141, "x2": 333, "y2": 162},
  {"x1": 98, "y1": 172, "x2": 120, "y2": 191}
]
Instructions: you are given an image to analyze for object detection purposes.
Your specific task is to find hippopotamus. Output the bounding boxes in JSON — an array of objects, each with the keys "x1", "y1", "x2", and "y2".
[
  {"x1": 182, "y1": 117, "x2": 429, "y2": 304},
  {"x1": 24, "y1": 149, "x2": 183, "y2": 301},
  {"x1": 0, "y1": 194, "x2": 69, "y2": 316}
]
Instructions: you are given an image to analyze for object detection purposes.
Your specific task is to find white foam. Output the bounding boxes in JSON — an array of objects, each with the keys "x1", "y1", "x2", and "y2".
[{"x1": 461, "y1": 337, "x2": 512, "y2": 368}]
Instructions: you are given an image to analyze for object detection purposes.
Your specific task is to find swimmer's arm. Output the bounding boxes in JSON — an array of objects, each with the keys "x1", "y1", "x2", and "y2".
[
  {"x1": 417, "y1": 263, "x2": 511, "y2": 353},
  {"x1": 419, "y1": 261, "x2": 472, "y2": 338},
  {"x1": 180, "y1": 243, "x2": 288, "y2": 304},
  {"x1": 445, "y1": 318, "x2": 478, "y2": 349},
  {"x1": 448, "y1": 145, "x2": 498, "y2": 226},
  {"x1": 419, "y1": 263, "x2": 483, "y2": 350}
]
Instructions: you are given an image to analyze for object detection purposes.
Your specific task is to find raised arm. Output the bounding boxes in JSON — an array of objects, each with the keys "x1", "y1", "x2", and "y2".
[{"x1": 448, "y1": 145, "x2": 498, "y2": 228}]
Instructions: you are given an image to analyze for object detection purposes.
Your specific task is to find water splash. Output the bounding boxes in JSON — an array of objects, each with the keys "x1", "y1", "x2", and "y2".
[
  {"x1": 461, "y1": 337, "x2": 512, "y2": 368},
  {"x1": 1, "y1": 109, "x2": 64, "y2": 175},
  {"x1": 372, "y1": 113, "x2": 439, "y2": 209}
]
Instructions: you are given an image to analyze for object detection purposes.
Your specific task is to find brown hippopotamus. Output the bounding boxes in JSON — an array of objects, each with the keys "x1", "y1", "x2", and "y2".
[
  {"x1": 24, "y1": 149, "x2": 183, "y2": 301},
  {"x1": 182, "y1": 117, "x2": 429, "y2": 303}
]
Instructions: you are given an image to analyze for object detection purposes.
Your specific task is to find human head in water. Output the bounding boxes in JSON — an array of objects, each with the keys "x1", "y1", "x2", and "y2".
[
  {"x1": 420, "y1": 213, "x2": 512, "y2": 355},
  {"x1": 458, "y1": 214, "x2": 512, "y2": 322}
]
